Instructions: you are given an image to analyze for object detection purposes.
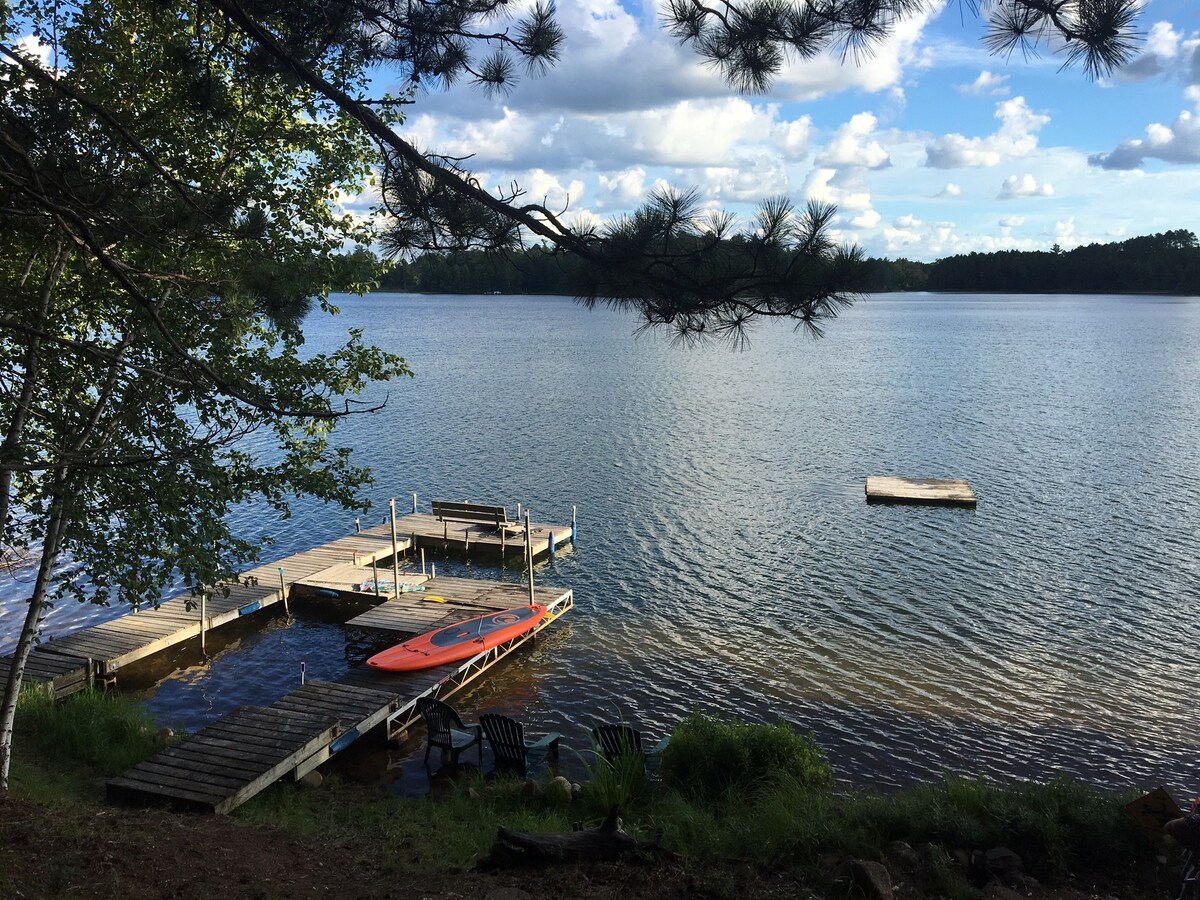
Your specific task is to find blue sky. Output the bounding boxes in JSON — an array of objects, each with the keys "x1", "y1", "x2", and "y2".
[{"x1": 383, "y1": 0, "x2": 1200, "y2": 261}]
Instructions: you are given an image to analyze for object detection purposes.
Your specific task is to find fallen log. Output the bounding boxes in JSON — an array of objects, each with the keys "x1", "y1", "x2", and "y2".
[{"x1": 481, "y1": 805, "x2": 645, "y2": 867}]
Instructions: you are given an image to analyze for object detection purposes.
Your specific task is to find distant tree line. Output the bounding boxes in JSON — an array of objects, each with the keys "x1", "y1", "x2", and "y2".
[{"x1": 377, "y1": 230, "x2": 1200, "y2": 296}]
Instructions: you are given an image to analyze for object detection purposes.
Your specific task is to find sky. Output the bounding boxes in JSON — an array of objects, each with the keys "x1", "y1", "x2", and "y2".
[{"x1": 378, "y1": 0, "x2": 1200, "y2": 261}]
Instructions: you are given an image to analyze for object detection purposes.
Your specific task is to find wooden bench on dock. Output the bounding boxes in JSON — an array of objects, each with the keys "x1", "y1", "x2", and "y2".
[{"x1": 431, "y1": 500, "x2": 525, "y2": 543}]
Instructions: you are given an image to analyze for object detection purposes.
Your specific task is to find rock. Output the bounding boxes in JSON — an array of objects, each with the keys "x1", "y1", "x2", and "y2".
[
  {"x1": 850, "y1": 859, "x2": 894, "y2": 900},
  {"x1": 154, "y1": 727, "x2": 175, "y2": 745},
  {"x1": 550, "y1": 776, "x2": 572, "y2": 802},
  {"x1": 885, "y1": 840, "x2": 922, "y2": 875},
  {"x1": 467, "y1": 786, "x2": 480, "y2": 802},
  {"x1": 982, "y1": 847, "x2": 1024, "y2": 886},
  {"x1": 298, "y1": 771, "x2": 323, "y2": 789},
  {"x1": 1017, "y1": 874, "x2": 1041, "y2": 893},
  {"x1": 982, "y1": 882, "x2": 1025, "y2": 900},
  {"x1": 520, "y1": 779, "x2": 544, "y2": 802},
  {"x1": 570, "y1": 782, "x2": 583, "y2": 801},
  {"x1": 952, "y1": 848, "x2": 971, "y2": 870}
]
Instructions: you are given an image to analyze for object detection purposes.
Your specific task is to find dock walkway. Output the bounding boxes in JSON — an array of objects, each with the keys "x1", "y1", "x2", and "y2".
[{"x1": 1, "y1": 523, "x2": 410, "y2": 695}]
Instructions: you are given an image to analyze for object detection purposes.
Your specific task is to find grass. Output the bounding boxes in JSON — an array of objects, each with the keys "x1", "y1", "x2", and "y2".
[
  {"x1": 6, "y1": 691, "x2": 1164, "y2": 889},
  {"x1": 237, "y1": 771, "x2": 576, "y2": 871},
  {"x1": 14, "y1": 686, "x2": 169, "y2": 775}
]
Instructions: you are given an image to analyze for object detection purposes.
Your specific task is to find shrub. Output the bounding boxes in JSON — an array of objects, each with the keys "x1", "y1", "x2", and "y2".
[
  {"x1": 659, "y1": 709, "x2": 833, "y2": 801},
  {"x1": 15, "y1": 686, "x2": 166, "y2": 775}
]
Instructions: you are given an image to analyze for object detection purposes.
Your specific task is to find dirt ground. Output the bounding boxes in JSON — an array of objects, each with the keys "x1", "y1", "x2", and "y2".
[
  {"x1": 1, "y1": 783, "x2": 1168, "y2": 900},
  {"x1": 0, "y1": 792, "x2": 814, "y2": 900}
]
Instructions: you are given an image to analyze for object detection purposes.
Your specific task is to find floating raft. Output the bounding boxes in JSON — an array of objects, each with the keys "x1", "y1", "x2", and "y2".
[{"x1": 865, "y1": 476, "x2": 977, "y2": 508}]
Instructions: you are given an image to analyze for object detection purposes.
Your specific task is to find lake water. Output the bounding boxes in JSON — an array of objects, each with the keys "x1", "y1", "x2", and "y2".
[{"x1": 3, "y1": 291, "x2": 1199, "y2": 794}]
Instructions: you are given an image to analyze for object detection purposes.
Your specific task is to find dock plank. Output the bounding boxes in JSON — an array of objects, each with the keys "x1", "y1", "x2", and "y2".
[{"x1": 107, "y1": 706, "x2": 339, "y2": 813}]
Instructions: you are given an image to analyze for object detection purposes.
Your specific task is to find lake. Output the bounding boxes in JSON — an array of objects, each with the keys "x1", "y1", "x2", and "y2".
[{"x1": 3, "y1": 291, "x2": 1199, "y2": 793}]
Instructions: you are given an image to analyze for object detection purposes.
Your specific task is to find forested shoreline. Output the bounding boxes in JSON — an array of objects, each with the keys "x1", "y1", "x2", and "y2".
[{"x1": 376, "y1": 229, "x2": 1200, "y2": 296}]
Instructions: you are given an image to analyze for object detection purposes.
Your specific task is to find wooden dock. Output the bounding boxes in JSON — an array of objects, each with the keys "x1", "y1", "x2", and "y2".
[
  {"x1": 106, "y1": 579, "x2": 573, "y2": 812},
  {"x1": 866, "y1": 476, "x2": 978, "y2": 507},
  {"x1": 10, "y1": 523, "x2": 411, "y2": 689},
  {"x1": 0, "y1": 646, "x2": 92, "y2": 699},
  {"x1": 393, "y1": 510, "x2": 574, "y2": 559}
]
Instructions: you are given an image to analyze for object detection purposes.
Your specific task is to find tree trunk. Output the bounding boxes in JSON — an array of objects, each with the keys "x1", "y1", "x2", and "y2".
[
  {"x1": 0, "y1": 244, "x2": 65, "y2": 547},
  {"x1": 481, "y1": 805, "x2": 645, "y2": 868},
  {"x1": 0, "y1": 484, "x2": 69, "y2": 790}
]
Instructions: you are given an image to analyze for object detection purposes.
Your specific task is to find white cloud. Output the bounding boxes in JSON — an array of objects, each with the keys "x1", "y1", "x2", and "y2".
[
  {"x1": 1119, "y1": 21, "x2": 1184, "y2": 80},
  {"x1": 852, "y1": 209, "x2": 882, "y2": 229},
  {"x1": 925, "y1": 97, "x2": 1049, "y2": 168},
  {"x1": 516, "y1": 169, "x2": 585, "y2": 212},
  {"x1": 802, "y1": 168, "x2": 840, "y2": 206},
  {"x1": 958, "y1": 71, "x2": 1011, "y2": 96},
  {"x1": 998, "y1": 216, "x2": 1025, "y2": 228},
  {"x1": 883, "y1": 226, "x2": 923, "y2": 251},
  {"x1": 934, "y1": 183, "x2": 962, "y2": 197},
  {"x1": 815, "y1": 113, "x2": 892, "y2": 169},
  {"x1": 596, "y1": 167, "x2": 647, "y2": 209},
  {"x1": 895, "y1": 214, "x2": 922, "y2": 228},
  {"x1": 1052, "y1": 218, "x2": 1079, "y2": 248},
  {"x1": 1090, "y1": 107, "x2": 1200, "y2": 169},
  {"x1": 701, "y1": 157, "x2": 792, "y2": 202},
  {"x1": 998, "y1": 174, "x2": 1055, "y2": 198},
  {"x1": 12, "y1": 35, "x2": 53, "y2": 69},
  {"x1": 774, "y1": 115, "x2": 815, "y2": 160}
]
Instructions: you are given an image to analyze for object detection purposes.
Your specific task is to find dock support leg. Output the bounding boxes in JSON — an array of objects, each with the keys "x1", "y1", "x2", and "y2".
[
  {"x1": 390, "y1": 498, "x2": 400, "y2": 601},
  {"x1": 525, "y1": 510, "x2": 535, "y2": 605}
]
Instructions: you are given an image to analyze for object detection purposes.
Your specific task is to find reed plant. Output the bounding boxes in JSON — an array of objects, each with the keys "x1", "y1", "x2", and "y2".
[
  {"x1": 14, "y1": 686, "x2": 167, "y2": 776},
  {"x1": 659, "y1": 708, "x2": 833, "y2": 801},
  {"x1": 574, "y1": 746, "x2": 652, "y2": 817}
]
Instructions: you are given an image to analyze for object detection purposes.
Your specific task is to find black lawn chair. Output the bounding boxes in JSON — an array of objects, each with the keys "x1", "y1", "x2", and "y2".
[
  {"x1": 479, "y1": 713, "x2": 561, "y2": 776},
  {"x1": 590, "y1": 722, "x2": 670, "y2": 779},
  {"x1": 416, "y1": 697, "x2": 482, "y2": 769}
]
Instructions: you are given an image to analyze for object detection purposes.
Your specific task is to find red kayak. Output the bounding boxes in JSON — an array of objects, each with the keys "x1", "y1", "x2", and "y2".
[{"x1": 366, "y1": 605, "x2": 546, "y2": 672}]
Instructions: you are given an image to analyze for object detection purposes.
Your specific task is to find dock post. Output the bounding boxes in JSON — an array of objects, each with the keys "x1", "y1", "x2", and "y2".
[
  {"x1": 390, "y1": 498, "x2": 400, "y2": 600},
  {"x1": 372, "y1": 557, "x2": 380, "y2": 597},
  {"x1": 517, "y1": 502, "x2": 522, "y2": 519},
  {"x1": 412, "y1": 492, "x2": 417, "y2": 514},
  {"x1": 549, "y1": 531, "x2": 556, "y2": 555},
  {"x1": 355, "y1": 517, "x2": 360, "y2": 534},
  {"x1": 421, "y1": 548, "x2": 426, "y2": 576},
  {"x1": 200, "y1": 592, "x2": 206, "y2": 654},
  {"x1": 431, "y1": 562, "x2": 436, "y2": 579},
  {"x1": 279, "y1": 568, "x2": 288, "y2": 614},
  {"x1": 572, "y1": 505, "x2": 577, "y2": 540},
  {"x1": 525, "y1": 510, "x2": 534, "y2": 605},
  {"x1": 301, "y1": 661, "x2": 305, "y2": 685}
]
